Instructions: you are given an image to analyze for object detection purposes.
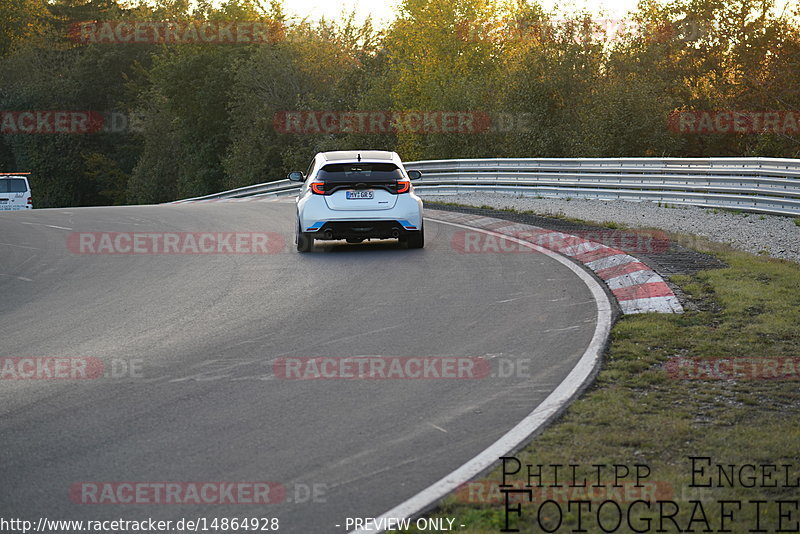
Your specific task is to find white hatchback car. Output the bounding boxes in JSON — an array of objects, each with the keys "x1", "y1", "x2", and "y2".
[
  {"x1": 0, "y1": 173, "x2": 33, "y2": 211},
  {"x1": 289, "y1": 151, "x2": 424, "y2": 252}
]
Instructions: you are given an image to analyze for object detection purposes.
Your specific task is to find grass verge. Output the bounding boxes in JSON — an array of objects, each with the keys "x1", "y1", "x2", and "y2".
[{"x1": 393, "y1": 211, "x2": 800, "y2": 534}]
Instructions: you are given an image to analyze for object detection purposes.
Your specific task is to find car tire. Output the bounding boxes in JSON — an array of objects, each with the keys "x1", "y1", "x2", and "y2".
[
  {"x1": 296, "y1": 223, "x2": 313, "y2": 253},
  {"x1": 404, "y1": 224, "x2": 424, "y2": 249}
]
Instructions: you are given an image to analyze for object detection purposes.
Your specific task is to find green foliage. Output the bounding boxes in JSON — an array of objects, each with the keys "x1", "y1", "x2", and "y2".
[{"x1": 0, "y1": 0, "x2": 51, "y2": 57}]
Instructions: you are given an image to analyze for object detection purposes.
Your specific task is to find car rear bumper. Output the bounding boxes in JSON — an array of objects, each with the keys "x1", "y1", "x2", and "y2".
[
  {"x1": 298, "y1": 193, "x2": 422, "y2": 230},
  {"x1": 308, "y1": 220, "x2": 419, "y2": 240}
]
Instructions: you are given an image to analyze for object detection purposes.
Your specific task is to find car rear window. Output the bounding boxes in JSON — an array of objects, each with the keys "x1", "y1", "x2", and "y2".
[
  {"x1": 0, "y1": 178, "x2": 28, "y2": 193},
  {"x1": 318, "y1": 163, "x2": 403, "y2": 183}
]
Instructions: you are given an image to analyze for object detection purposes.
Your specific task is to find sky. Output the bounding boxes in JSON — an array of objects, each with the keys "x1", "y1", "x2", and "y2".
[
  {"x1": 282, "y1": 0, "x2": 643, "y2": 27},
  {"x1": 281, "y1": 0, "x2": 797, "y2": 27}
]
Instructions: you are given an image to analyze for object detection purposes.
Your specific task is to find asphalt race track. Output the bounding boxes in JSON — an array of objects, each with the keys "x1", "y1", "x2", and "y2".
[{"x1": 0, "y1": 201, "x2": 601, "y2": 533}]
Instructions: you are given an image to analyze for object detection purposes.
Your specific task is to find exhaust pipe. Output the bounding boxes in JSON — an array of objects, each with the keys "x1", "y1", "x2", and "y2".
[
  {"x1": 391, "y1": 228, "x2": 400, "y2": 238},
  {"x1": 324, "y1": 229, "x2": 334, "y2": 240}
]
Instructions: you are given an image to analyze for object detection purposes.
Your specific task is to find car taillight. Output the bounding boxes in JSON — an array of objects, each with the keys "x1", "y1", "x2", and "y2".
[
  {"x1": 27, "y1": 197, "x2": 32, "y2": 207},
  {"x1": 396, "y1": 180, "x2": 411, "y2": 194},
  {"x1": 310, "y1": 182, "x2": 326, "y2": 195}
]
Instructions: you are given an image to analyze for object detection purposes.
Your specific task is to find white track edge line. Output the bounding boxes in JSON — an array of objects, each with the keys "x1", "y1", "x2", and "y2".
[{"x1": 348, "y1": 216, "x2": 614, "y2": 534}]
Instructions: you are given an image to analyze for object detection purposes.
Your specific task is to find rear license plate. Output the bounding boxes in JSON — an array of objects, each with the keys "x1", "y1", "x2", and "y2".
[{"x1": 346, "y1": 190, "x2": 373, "y2": 200}]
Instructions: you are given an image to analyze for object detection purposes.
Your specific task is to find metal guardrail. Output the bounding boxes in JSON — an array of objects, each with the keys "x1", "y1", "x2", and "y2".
[
  {"x1": 173, "y1": 179, "x2": 297, "y2": 202},
  {"x1": 174, "y1": 157, "x2": 800, "y2": 216}
]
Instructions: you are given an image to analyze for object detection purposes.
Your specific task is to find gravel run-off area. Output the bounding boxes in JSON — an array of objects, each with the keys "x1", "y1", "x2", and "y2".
[{"x1": 422, "y1": 193, "x2": 800, "y2": 264}]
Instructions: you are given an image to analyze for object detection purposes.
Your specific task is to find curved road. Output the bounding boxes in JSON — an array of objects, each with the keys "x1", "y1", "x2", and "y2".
[{"x1": 0, "y1": 201, "x2": 600, "y2": 532}]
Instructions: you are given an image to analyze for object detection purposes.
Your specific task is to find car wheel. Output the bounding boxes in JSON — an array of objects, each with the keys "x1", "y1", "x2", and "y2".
[
  {"x1": 296, "y1": 223, "x2": 313, "y2": 253},
  {"x1": 404, "y1": 224, "x2": 424, "y2": 249}
]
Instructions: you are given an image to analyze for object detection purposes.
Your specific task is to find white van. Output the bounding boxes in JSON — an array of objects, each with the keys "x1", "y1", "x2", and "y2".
[{"x1": 0, "y1": 173, "x2": 32, "y2": 211}]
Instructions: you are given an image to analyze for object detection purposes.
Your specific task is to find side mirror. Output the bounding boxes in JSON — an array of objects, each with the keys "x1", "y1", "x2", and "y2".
[
  {"x1": 288, "y1": 171, "x2": 305, "y2": 182},
  {"x1": 407, "y1": 170, "x2": 422, "y2": 180}
]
